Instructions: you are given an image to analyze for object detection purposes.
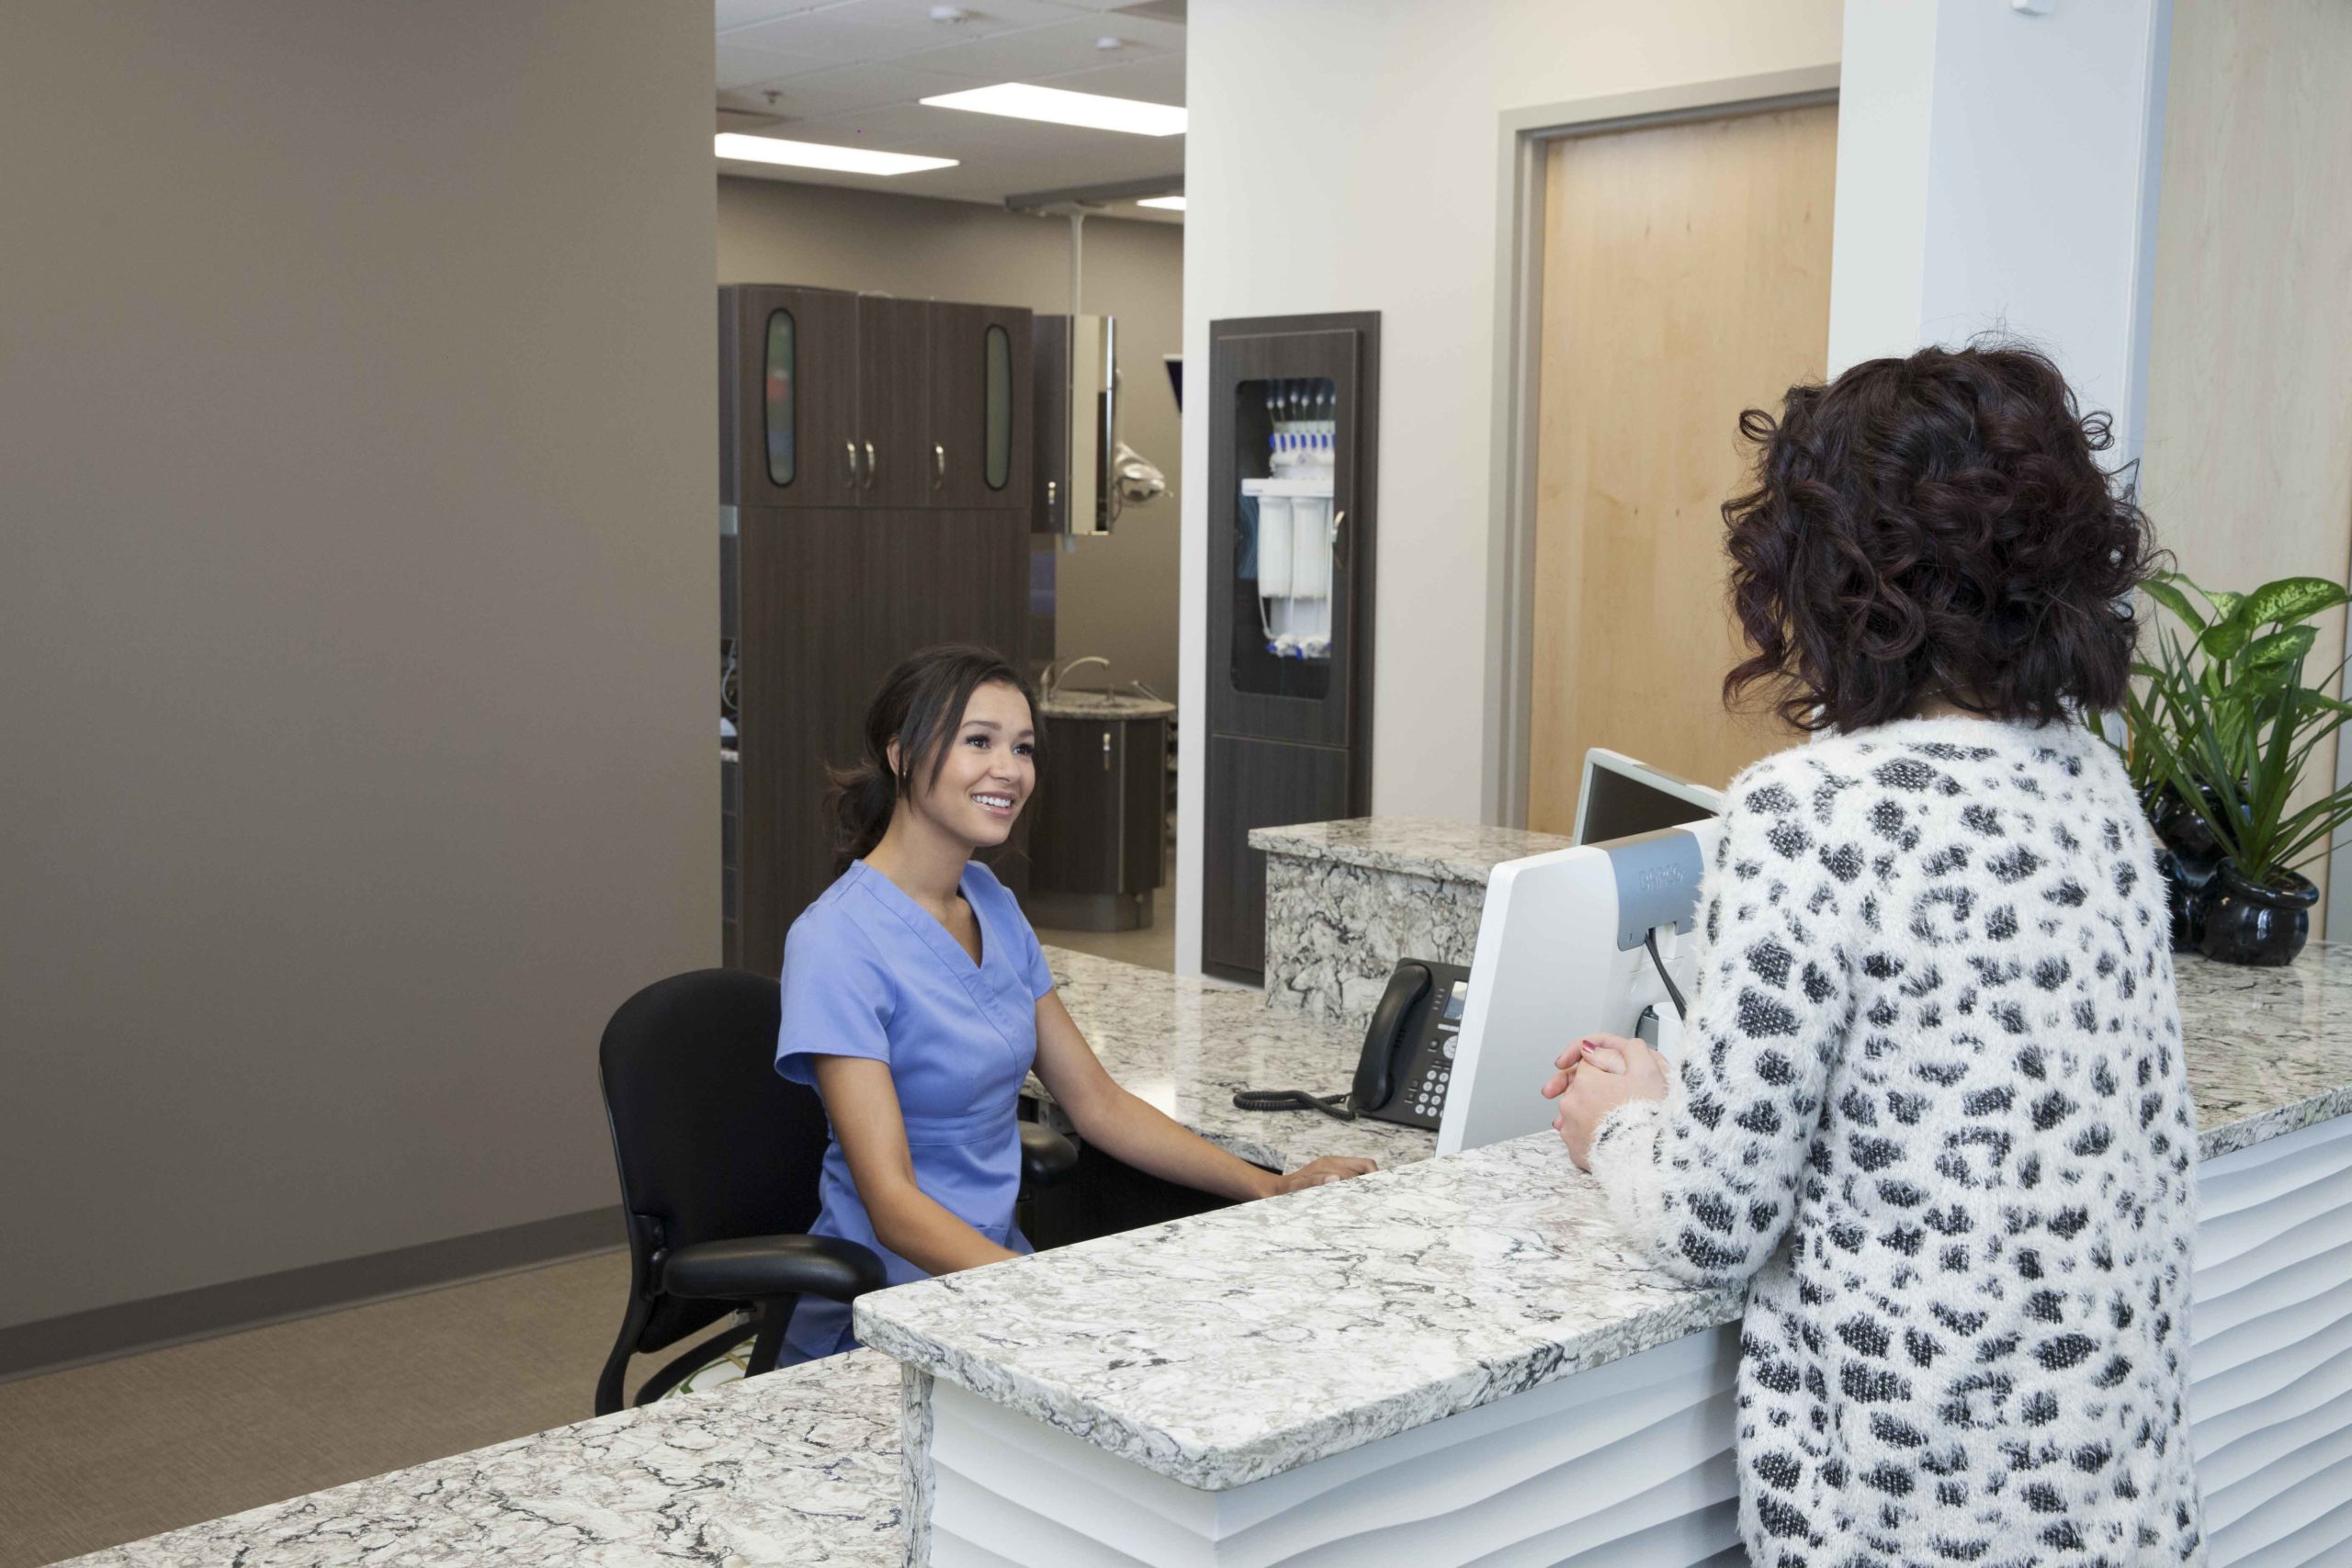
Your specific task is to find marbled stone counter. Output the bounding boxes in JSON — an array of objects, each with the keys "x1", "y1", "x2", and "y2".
[
  {"x1": 1035, "y1": 692, "x2": 1176, "y2": 720},
  {"x1": 1250, "y1": 817, "x2": 1574, "y2": 1032},
  {"x1": 860, "y1": 944, "x2": 2352, "y2": 1494},
  {"x1": 62, "y1": 1348, "x2": 906, "y2": 1567},
  {"x1": 1040, "y1": 944, "x2": 1432, "y2": 1173}
]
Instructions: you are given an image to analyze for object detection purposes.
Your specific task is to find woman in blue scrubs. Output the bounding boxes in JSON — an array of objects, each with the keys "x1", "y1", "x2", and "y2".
[{"x1": 777, "y1": 645, "x2": 1374, "y2": 1360}]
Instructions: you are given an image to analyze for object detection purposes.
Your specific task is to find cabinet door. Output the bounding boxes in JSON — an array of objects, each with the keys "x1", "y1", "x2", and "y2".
[
  {"x1": 737, "y1": 506, "x2": 866, "y2": 975},
  {"x1": 721, "y1": 286, "x2": 859, "y2": 509},
  {"x1": 929, "y1": 302, "x2": 1034, "y2": 510},
  {"x1": 1205, "y1": 316, "x2": 1378, "y2": 752},
  {"x1": 1120, "y1": 717, "x2": 1168, "y2": 893},
  {"x1": 857, "y1": 296, "x2": 932, "y2": 509},
  {"x1": 1201, "y1": 734, "x2": 1352, "y2": 983},
  {"x1": 1030, "y1": 716, "x2": 1120, "y2": 892}
]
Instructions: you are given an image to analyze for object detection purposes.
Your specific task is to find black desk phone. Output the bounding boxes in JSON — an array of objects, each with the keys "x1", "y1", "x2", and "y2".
[{"x1": 1351, "y1": 958, "x2": 1475, "y2": 1129}]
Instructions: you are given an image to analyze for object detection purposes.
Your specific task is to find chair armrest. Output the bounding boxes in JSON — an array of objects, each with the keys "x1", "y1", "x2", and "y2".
[
  {"x1": 1019, "y1": 1119, "x2": 1079, "y2": 1190},
  {"x1": 661, "y1": 1234, "x2": 885, "y2": 1305}
]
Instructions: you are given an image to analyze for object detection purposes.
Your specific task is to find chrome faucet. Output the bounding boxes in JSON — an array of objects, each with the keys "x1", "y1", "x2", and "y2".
[{"x1": 1043, "y1": 655, "x2": 1112, "y2": 705}]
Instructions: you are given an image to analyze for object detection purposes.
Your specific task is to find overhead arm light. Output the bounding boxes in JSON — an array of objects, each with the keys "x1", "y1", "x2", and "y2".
[
  {"x1": 714, "y1": 132, "x2": 958, "y2": 176},
  {"x1": 1136, "y1": 196, "x2": 1185, "y2": 210},
  {"x1": 920, "y1": 84, "x2": 1185, "y2": 138}
]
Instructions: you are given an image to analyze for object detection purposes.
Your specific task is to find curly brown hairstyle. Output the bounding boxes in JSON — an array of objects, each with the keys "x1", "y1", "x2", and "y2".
[{"x1": 1722, "y1": 344, "x2": 2162, "y2": 733}]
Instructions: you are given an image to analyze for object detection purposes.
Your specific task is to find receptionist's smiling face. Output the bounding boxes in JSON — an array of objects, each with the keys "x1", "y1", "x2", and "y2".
[{"x1": 910, "y1": 680, "x2": 1035, "y2": 851}]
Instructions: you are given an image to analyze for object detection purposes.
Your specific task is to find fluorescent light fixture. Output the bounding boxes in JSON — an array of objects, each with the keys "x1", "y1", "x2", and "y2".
[
  {"x1": 1136, "y1": 196, "x2": 1185, "y2": 211},
  {"x1": 920, "y1": 84, "x2": 1185, "y2": 138},
  {"x1": 713, "y1": 132, "x2": 957, "y2": 176}
]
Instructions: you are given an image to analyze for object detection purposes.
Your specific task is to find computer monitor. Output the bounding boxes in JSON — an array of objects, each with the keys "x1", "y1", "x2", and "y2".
[
  {"x1": 1573, "y1": 749, "x2": 1724, "y2": 846},
  {"x1": 1434, "y1": 818, "x2": 1720, "y2": 1156}
]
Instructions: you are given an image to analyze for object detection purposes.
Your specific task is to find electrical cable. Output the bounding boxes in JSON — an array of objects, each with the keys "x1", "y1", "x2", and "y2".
[
  {"x1": 1644, "y1": 927, "x2": 1688, "y2": 1021},
  {"x1": 1232, "y1": 1088, "x2": 1356, "y2": 1122}
]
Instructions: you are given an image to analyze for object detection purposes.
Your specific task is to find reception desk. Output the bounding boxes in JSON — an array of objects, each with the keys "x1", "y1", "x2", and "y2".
[{"x1": 69, "y1": 944, "x2": 2352, "y2": 1567}]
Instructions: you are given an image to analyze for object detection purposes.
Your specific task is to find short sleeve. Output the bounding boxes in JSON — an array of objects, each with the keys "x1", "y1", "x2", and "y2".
[{"x1": 776, "y1": 909, "x2": 895, "y2": 1086}]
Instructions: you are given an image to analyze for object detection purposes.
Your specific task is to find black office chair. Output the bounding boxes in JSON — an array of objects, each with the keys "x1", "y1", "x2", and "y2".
[{"x1": 594, "y1": 967, "x2": 1077, "y2": 1415}]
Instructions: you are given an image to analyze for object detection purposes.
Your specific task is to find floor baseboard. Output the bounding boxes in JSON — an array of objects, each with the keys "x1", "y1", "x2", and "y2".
[{"x1": 0, "y1": 1207, "x2": 623, "y2": 1384}]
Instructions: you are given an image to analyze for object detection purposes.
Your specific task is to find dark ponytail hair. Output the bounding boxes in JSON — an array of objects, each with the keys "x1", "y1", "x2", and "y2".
[{"x1": 826, "y1": 644, "x2": 1039, "y2": 871}]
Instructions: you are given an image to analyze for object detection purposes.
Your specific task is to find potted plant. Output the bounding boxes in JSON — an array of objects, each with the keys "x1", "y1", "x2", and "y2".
[{"x1": 2112, "y1": 573, "x2": 2352, "y2": 964}]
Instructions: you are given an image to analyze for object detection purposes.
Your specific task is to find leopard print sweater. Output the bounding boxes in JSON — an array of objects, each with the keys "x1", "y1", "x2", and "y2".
[{"x1": 1588, "y1": 716, "x2": 2203, "y2": 1567}]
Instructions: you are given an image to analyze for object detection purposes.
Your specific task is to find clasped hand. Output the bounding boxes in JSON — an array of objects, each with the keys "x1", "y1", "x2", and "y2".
[{"x1": 1541, "y1": 1033, "x2": 1669, "y2": 1171}]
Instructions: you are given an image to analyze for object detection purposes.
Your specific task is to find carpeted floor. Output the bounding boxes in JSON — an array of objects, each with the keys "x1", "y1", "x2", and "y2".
[{"x1": 0, "y1": 1249, "x2": 639, "y2": 1567}]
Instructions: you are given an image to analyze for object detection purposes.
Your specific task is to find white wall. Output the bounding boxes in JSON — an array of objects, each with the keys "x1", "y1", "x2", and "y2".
[
  {"x1": 1177, "y1": 0, "x2": 1844, "y2": 974},
  {"x1": 0, "y1": 1, "x2": 712, "y2": 1336},
  {"x1": 1828, "y1": 0, "x2": 2172, "y2": 457}
]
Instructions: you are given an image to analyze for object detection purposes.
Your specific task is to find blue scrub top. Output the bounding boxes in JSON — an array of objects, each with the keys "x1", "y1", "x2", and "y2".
[{"x1": 775, "y1": 858, "x2": 1055, "y2": 1361}]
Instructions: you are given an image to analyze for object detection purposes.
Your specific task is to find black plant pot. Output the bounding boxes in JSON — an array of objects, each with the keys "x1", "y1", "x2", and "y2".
[
  {"x1": 2148, "y1": 784, "x2": 2230, "y2": 953},
  {"x1": 2198, "y1": 863, "x2": 2318, "y2": 966}
]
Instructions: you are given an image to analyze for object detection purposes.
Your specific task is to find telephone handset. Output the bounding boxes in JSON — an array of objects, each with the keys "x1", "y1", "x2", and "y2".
[{"x1": 1351, "y1": 957, "x2": 1475, "y2": 1129}]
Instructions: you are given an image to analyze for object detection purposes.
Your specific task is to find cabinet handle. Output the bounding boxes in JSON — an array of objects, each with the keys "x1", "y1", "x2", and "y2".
[
  {"x1": 1330, "y1": 508, "x2": 1347, "y2": 566},
  {"x1": 843, "y1": 440, "x2": 857, "y2": 486},
  {"x1": 1046, "y1": 479, "x2": 1057, "y2": 518},
  {"x1": 1102, "y1": 730, "x2": 1113, "y2": 773},
  {"x1": 933, "y1": 443, "x2": 946, "y2": 491},
  {"x1": 862, "y1": 441, "x2": 876, "y2": 490}
]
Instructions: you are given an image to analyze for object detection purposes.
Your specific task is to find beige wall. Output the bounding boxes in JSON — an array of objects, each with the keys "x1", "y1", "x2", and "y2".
[
  {"x1": 2138, "y1": 0, "x2": 2352, "y2": 918},
  {"x1": 718, "y1": 176, "x2": 1185, "y2": 702},
  {"x1": 0, "y1": 2, "x2": 714, "y2": 1331}
]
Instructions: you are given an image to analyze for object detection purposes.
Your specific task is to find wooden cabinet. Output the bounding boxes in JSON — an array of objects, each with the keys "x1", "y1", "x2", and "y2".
[
  {"x1": 1201, "y1": 734, "x2": 1353, "y2": 981},
  {"x1": 1201, "y1": 311, "x2": 1380, "y2": 984},
  {"x1": 720, "y1": 287, "x2": 1030, "y2": 513},
  {"x1": 1029, "y1": 713, "x2": 1168, "y2": 931},
  {"x1": 929, "y1": 302, "x2": 1033, "y2": 510},
  {"x1": 720, "y1": 286, "x2": 860, "y2": 509}
]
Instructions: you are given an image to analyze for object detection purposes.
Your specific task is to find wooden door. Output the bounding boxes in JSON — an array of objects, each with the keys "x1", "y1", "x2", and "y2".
[
  {"x1": 1526, "y1": 103, "x2": 1836, "y2": 833},
  {"x1": 928, "y1": 302, "x2": 1034, "y2": 510},
  {"x1": 720, "y1": 286, "x2": 859, "y2": 509},
  {"x1": 857, "y1": 297, "x2": 932, "y2": 509}
]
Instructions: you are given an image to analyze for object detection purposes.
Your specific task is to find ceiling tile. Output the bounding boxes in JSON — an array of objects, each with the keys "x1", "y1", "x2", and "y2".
[
  {"x1": 831, "y1": 0, "x2": 1100, "y2": 39},
  {"x1": 1034, "y1": 51, "x2": 1183, "y2": 105},
  {"x1": 723, "y1": 8, "x2": 948, "y2": 62},
  {"x1": 716, "y1": 0, "x2": 836, "y2": 29},
  {"x1": 719, "y1": 58, "x2": 999, "y2": 121},
  {"x1": 718, "y1": 40, "x2": 831, "y2": 89},
  {"x1": 901, "y1": 13, "x2": 1182, "y2": 79}
]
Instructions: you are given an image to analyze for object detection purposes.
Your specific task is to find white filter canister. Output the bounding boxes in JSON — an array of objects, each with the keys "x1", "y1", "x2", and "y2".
[
  {"x1": 1290, "y1": 495, "x2": 1331, "y2": 600},
  {"x1": 1257, "y1": 494, "x2": 1295, "y2": 598}
]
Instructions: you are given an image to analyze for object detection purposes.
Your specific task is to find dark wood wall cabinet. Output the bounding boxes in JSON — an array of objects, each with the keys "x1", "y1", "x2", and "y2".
[
  {"x1": 1026, "y1": 710, "x2": 1168, "y2": 931},
  {"x1": 720, "y1": 285, "x2": 1036, "y2": 975},
  {"x1": 1201, "y1": 312, "x2": 1380, "y2": 985}
]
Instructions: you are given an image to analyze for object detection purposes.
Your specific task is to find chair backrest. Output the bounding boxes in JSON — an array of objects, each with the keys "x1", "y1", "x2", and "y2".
[{"x1": 599, "y1": 968, "x2": 833, "y2": 1265}]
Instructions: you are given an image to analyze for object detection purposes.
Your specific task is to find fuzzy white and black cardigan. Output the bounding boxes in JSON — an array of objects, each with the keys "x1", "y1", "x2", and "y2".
[{"x1": 1589, "y1": 717, "x2": 2203, "y2": 1566}]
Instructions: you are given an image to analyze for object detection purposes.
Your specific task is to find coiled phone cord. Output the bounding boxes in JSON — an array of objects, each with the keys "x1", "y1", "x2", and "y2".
[{"x1": 1231, "y1": 1088, "x2": 1356, "y2": 1121}]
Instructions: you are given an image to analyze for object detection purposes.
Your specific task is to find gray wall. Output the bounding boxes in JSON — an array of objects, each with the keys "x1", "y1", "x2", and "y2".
[
  {"x1": 718, "y1": 176, "x2": 1184, "y2": 701},
  {"x1": 0, "y1": 3, "x2": 714, "y2": 1334}
]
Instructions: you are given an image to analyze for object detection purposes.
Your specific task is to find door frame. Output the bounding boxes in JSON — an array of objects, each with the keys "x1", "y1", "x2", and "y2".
[{"x1": 1481, "y1": 65, "x2": 1841, "y2": 829}]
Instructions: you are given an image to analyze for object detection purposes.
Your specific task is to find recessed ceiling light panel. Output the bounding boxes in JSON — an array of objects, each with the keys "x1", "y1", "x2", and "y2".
[
  {"x1": 714, "y1": 132, "x2": 959, "y2": 176},
  {"x1": 1136, "y1": 196, "x2": 1186, "y2": 210},
  {"x1": 920, "y1": 84, "x2": 1186, "y2": 138}
]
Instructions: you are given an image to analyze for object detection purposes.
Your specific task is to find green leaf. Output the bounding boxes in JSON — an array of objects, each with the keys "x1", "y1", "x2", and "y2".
[
  {"x1": 2138, "y1": 578, "x2": 2205, "y2": 634},
  {"x1": 2200, "y1": 604, "x2": 2256, "y2": 661},
  {"x1": 2243, "y1": 625, "x2": 2320, "y2": 671},
  {"x1": 2241, "y1": 576, "x2": 2352, "y2": 632}
]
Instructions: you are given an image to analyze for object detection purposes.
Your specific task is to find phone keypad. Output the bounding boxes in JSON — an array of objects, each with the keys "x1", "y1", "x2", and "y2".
[{"x1": 1413, "y1": 1062, "x2": 1452, "y2": 1120}]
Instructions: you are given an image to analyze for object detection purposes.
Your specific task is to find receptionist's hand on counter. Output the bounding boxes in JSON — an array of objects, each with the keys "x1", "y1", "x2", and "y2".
[
  {"x1": 1542, "y1": 1034, "x2": 1668, "y2": 1170},
  {"x1": 1268, "y1": 1155, "x2": 1377, "y2": 1196}
]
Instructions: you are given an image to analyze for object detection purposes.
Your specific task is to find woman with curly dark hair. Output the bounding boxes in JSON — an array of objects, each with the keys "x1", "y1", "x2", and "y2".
[{"x1": 1544, "y1": 346, "x2": 2204, "y2": 1565}]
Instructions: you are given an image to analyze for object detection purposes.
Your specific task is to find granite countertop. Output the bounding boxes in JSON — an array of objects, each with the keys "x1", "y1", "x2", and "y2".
[
  {"x1": 859, "y1": 945, "x2": 2352, "y2": 1493},
  {"x1": 1041, "y1": 944, "x2": 1432, "y2": 1172},
  {"x1": 63, "y1": 1348, "x2": 906, "y2": 1568},
  {"x1": 1247, "y1": 816, "x2": 1576, "y2": 884},
  {"x1": 1035, "y1": 692, "x2": 1176, "y2": 720}
]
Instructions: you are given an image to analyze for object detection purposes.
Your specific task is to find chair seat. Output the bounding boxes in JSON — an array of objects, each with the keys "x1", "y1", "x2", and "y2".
[
  {"x1": 661, "y1": 1233, "x2": 885, "y2": 1304},
  {"x1": 1019, "y1": 1119, "x2": 1079, "y2": 1188}
]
